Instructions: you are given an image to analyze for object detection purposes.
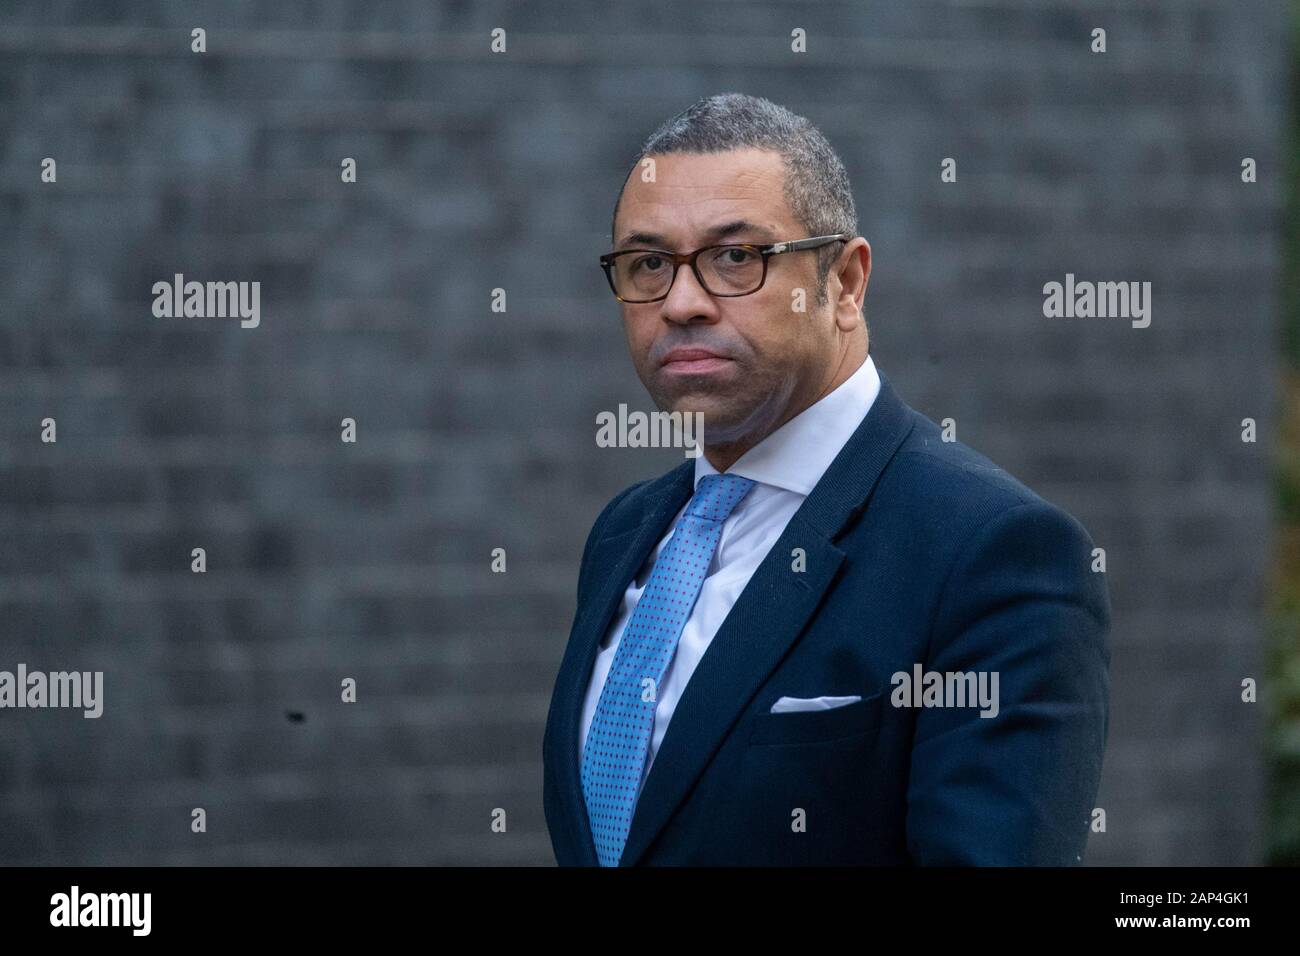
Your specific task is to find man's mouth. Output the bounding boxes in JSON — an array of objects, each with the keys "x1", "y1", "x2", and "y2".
[{"x1": 659, "y1": 348, "x2": 733, "y2": 375}]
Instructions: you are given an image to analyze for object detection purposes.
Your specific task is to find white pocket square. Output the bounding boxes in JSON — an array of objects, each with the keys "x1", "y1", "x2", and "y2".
[{"x1": 769, "y1": 694, "x2": 863, "y2": 714}]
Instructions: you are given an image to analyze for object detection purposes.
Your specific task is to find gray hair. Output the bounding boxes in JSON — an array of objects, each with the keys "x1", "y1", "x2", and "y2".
[{"x1": 613, "y1": 93, "x2": 858, "y2": 310}]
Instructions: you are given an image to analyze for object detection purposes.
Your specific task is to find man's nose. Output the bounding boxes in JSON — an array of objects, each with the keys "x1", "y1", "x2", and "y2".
[{"x1": 660, "y1": 262, "x2": 717, "y2": 324}]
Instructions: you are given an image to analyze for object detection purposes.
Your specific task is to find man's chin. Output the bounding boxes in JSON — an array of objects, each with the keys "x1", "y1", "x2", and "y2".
[{"x1": 657, "y1": 398, "x2": 754, "y2": 443}]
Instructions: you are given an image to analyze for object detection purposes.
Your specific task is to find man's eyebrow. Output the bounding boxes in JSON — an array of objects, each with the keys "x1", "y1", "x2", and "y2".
[
  {"x1": 616, "y1": 230, "x2": 669, "y2": 249},
  {"x1": 704, "y1": 219, "x2": 776, "y2": 243},
  {"x1": 615, "y1": 219, "x2": 777, "y2": 250}
]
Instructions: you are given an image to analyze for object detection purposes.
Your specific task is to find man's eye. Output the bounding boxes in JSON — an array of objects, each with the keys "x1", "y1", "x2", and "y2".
[
  {"x1": 631, "y1": 254, "x2": 667, "y2": 272},
  {"x1": 718, "y1": 247, "x2": 757, "y2": 264}
]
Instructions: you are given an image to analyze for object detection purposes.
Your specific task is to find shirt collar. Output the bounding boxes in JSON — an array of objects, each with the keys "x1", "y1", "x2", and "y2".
[{"x1": 693, "y1": 352, "x2": 882, "y2": 496}]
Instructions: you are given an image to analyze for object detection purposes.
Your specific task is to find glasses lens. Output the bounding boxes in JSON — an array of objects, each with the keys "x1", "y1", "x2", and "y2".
[
  {"x1": 612, "y1": 251, "x2": 674, "y2": 301},
  {"x1": 698, "y1": 245, "x2": 763, "y2": 295}
]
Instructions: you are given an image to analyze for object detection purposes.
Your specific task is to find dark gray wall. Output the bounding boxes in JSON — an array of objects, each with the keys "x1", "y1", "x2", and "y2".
[{"x1": 0, "y1": 0, "x2": 1287, "y2": 864}]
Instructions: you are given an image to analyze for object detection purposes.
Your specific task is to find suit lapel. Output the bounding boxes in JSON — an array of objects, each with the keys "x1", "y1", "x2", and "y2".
[{"x1": 551, "y1": 370, "x2": 916, "y2": 867}]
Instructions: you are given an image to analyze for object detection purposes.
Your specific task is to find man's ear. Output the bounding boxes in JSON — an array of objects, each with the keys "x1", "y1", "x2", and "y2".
[{"x1": 833, "y1": 238, "x2": 871, "y2": 333}]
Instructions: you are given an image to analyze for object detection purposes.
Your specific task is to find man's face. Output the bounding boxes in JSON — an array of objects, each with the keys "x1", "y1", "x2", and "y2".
[{"x1": 612, "y1": 147, "x2": 844, "y2": 446}]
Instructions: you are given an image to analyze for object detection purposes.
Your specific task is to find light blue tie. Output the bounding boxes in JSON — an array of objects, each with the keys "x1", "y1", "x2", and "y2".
[{"x1": 581, "y1": 471, "x2": 757, "y2": 866}]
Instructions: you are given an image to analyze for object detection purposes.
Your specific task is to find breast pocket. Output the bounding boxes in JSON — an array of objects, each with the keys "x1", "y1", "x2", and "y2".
[{"x1": 747, "y1": 690, "x2": 884, "y2": 746}]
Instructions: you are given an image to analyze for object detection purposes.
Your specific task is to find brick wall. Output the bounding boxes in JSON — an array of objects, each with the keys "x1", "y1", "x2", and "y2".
[{"x1": 0, "y1": 0, "x2": 1287, "y2": 864}]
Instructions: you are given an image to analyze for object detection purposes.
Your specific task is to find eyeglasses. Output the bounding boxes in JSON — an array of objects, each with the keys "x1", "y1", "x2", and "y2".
[{"x1": 599, "y1": 234, "x2": 853, "y2": 303}]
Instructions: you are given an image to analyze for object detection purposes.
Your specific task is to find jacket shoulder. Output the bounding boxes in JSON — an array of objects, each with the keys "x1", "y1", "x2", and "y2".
[
  {"x1": 589, "y1": 459, "x2": 691, "y2": 539},
  {"x1": 574, "y1": 460, "x2": 690, "y2": 598},
  {"x1": 878, "y1": 408, "x2": 1097, "y2": 551}
]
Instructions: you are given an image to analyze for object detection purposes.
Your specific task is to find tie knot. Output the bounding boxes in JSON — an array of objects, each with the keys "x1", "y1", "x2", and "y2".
[{"x1": 685, "y1": 472, "x2": 756, "y2": 522}]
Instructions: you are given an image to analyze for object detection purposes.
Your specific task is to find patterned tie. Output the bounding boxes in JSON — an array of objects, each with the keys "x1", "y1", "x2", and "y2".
[{"x1": 581, "y1": 471, "x2": 757, "y2": 866}]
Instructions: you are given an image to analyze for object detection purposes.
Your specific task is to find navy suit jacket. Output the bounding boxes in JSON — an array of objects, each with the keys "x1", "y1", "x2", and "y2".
[{"x1": 543, "y1": 366, "x2": 1111, "y2": 865}]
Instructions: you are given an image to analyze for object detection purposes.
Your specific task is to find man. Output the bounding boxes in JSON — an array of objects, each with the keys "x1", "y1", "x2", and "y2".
[{"x1": 542, "y1": 93, "x2": 1110, "y2": 866}]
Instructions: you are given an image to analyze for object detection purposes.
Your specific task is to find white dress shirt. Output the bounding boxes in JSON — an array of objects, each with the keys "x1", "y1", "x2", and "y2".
[{"x1": 579, "y1": 352, "x2": 882, "y2": 798}]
